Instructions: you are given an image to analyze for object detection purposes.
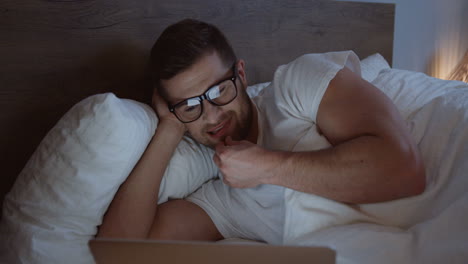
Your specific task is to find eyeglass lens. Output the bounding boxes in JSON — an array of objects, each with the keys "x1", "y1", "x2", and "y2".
[{"x1": 174, "y1": 79, "x2": 236, "y2": 122}]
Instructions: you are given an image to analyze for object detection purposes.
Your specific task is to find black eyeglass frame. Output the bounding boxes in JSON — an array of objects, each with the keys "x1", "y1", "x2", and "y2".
[{"x1": 168, "y1": 63, "x2": 238, "y2": 123}]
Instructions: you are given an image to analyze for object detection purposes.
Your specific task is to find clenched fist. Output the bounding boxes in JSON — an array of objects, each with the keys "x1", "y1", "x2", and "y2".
[{"x1": 213, "y1": 136, "x2": 281, "y2": 188}]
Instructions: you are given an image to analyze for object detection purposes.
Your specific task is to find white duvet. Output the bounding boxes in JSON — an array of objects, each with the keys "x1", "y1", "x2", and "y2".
[{"x1": 282, "y1": 68, "x2": 468, "y2": 264}]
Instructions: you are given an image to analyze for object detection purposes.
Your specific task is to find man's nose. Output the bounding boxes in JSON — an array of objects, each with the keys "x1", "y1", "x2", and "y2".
[{"x1": 202, "y1": 100, "x2": 222, "y2": 123}]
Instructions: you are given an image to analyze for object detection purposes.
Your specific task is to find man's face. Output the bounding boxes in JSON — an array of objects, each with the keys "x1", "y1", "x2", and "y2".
[{"x1": 161, "y1": 52, "x2": 253, "y2": 148}]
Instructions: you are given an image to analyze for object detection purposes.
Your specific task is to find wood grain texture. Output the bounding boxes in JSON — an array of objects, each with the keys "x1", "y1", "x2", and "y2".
[{"x1": 0, "y1": 0, "x2": 394, "y2": 210}]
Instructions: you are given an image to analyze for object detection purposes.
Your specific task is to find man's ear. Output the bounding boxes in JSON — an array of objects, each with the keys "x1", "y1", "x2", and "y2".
[{"x1": 236, "y1": 59, "x2": 248, "y2": 89}]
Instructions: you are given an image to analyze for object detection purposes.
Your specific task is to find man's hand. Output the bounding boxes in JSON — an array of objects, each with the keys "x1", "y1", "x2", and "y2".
[
  {"x1": 152, "y1": 88, "x2": 186, "y2": 134},
  {"x1": 213, "y1": 136, "x2": 278, "y2": 188}
]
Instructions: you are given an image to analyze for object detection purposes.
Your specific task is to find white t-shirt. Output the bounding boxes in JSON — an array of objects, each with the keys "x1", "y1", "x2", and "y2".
[
  {"x1": 254, "y1": 51, "x2": 361, "y2": 152},
  {"x1": 187, "y1": 51, "x2": 361, "y2": 244}
]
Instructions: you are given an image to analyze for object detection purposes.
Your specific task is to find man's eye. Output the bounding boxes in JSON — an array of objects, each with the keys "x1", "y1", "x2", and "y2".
[{"x1": 184, "y1": 106, "x2": 197, "y2": 112}]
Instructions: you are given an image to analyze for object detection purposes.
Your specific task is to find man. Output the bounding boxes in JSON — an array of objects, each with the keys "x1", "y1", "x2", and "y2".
[{"x1": 97, "y1": 19, "x2": 425, "y2": 244}]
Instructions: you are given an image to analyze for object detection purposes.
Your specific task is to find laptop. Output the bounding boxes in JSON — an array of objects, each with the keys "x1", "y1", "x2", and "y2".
[{"x1": 89, "y1": 239, "x2": 335, "y2": 264}]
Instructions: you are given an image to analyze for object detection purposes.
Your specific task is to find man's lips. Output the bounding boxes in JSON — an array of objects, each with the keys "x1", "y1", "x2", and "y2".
[{"x1": 207, "y1": 118, "x2": 231, "y2": 139}]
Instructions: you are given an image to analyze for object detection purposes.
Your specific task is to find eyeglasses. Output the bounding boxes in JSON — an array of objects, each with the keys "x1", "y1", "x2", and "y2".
[{"x1": 168, "y1": 64, "x2": 238, "y2": 123}]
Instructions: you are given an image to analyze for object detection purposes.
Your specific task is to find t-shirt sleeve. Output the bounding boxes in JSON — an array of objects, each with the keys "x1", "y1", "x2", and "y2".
[{"x1": 271, "y1": 51, "x2": 361, "y2": 123}]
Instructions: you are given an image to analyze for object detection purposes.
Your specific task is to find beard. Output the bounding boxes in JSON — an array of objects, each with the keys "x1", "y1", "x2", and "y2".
[
  {"x1": 186, "y1": 88, "x2": 254, "y2": 149},
  {"x1": 231, "y1": 89, "x2": 254, "y2": 141}
]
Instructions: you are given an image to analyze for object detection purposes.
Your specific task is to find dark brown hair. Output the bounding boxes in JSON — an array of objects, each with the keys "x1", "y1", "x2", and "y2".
[{"x1": 150, "y1": 19, "x2": 237, "y2": 98}]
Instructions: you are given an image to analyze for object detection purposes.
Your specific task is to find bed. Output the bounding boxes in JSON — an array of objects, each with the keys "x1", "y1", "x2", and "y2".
[{"x1": 1, "y1": 0, "x2": 468, "y2": 264}]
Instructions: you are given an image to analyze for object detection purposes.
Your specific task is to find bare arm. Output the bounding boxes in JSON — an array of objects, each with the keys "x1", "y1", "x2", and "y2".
[
  {"x1": 215, "y1": 68, "x2": 425, "y2": 204},
  {"x1": 96, "y1": 92, "x2": 185, "y2": 239}
]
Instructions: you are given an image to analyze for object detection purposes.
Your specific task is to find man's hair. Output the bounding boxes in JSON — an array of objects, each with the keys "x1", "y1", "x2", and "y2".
[{"x1": 150, "y1": 19, "x2": 237, "y2": 98}]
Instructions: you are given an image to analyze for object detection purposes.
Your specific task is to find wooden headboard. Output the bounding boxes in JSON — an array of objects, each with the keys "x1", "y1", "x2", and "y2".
[{"x1": 0, "y1": 0, "x2": 394, "y2": 210}]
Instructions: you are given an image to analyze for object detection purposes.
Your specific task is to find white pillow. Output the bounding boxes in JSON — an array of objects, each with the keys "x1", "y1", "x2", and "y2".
[
  {"x1": 360, "y1": 53, "x2": 391, "y2": 82},
  {"x1": 0, "y1": 93, "x2": 218, "y2": 263},
  {"x1": 0, "y1": 93, "x2": 155, "y2": 263},
  {"x1": 158, "y1": 136, "x2": 217, "y2": 204},
  {"x1": 247, "y1": 82, "x2": 270, "y2": 98},
  {"x1": 371, "y1": 68, "x2": 467, "y2": 119}
]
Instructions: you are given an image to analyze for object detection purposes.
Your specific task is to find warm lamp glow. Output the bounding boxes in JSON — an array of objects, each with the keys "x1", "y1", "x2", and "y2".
[{"x1": 448, "y1": 51, "x2": 468, "y2": 82}]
